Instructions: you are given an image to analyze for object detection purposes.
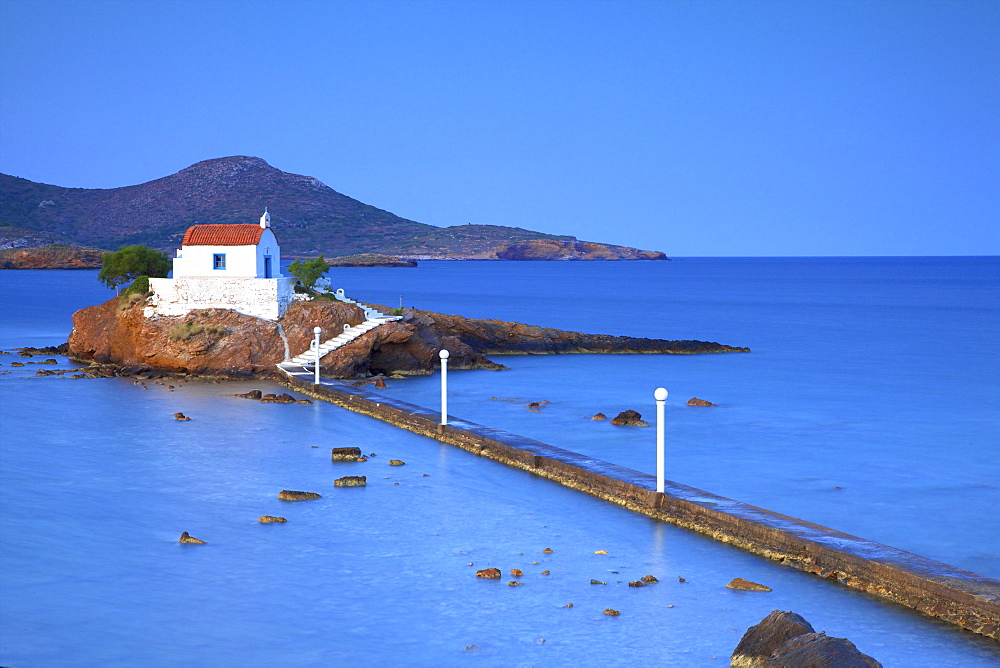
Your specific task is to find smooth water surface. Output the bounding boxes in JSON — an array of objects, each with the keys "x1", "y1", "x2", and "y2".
[{"x1": 2, "y1": 260, "x2": 998, "y2": 666}]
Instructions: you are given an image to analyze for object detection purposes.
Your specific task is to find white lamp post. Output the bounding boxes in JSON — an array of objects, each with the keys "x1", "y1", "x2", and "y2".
[
  {"x1": 654, "y1": 387, "x2": 668, "y2": 493},
  {"x1": 313, "y1": 326, "x2": 322, "y2": 384},
  {"x1": 439, "y1": 349, "x2": 449, "y2": 425}
]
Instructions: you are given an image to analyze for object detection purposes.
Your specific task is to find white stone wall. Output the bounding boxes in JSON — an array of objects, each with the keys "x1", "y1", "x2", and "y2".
[
  {"x1": 147, "y1": 276, "x2": 296, "y2": 321},
  {"x1": 172, "y1": 229, "x2": 282, "y2": 278}
]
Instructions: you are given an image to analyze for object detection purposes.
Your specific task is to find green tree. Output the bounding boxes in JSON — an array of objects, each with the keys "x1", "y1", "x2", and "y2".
[
  {"x1": 288, "y1": 255, "x2": 330, "y2": 292},
  {"x1": 98, "y1": 245, "x2": 171, "y2": 293}
]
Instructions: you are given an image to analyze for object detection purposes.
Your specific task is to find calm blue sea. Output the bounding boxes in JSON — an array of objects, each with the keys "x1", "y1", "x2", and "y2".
[{"x1": 1, "y1": 257, "x2": 998, "y2": 666}]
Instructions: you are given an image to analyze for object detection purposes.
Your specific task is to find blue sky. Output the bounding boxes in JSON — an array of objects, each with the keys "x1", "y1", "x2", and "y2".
[{"x1": 1, "y1": 0, "x2": 997, "y2": 256}]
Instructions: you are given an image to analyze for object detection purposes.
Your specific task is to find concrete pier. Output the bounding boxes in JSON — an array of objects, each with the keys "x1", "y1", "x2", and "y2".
[{"x1": 280, "y1": 374, "x2": 1000, "y2": 639}]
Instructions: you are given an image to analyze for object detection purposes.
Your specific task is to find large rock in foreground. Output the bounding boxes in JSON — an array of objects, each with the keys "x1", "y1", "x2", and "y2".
[
  {"x1": 68, "y1": 298, "x2": 748, "y2": 379},
  {"x1": 731, "y1": 610, "x2": 815, "y2": 667},
  {"x1": 732, "y1": 610, "x2": 881, "y2": 667}
]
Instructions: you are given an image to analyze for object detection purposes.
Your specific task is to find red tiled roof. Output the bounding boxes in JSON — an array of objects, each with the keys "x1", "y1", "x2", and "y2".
[{"x1": 181, "y1": 224, "x2": 265, "y2": 246}]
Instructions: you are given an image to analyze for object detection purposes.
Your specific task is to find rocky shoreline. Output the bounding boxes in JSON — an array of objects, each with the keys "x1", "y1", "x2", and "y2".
[
  {"x1": 0, "y1": 244, "x2": 107, "y2": 269},
  {"x1": 66, "y1": 296, "x2": 748, "y2": 379}
]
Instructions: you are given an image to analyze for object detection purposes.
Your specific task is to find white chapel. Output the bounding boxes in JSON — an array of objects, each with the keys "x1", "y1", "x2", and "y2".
[{"x1": 147, "y1": 209, "x2": 297, "y2": 320}]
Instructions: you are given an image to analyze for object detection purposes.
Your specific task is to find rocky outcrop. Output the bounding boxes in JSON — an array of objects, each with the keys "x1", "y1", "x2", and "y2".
[
  {"x1": 476, "y1": 568, "x2": 502, "y2": 579},
  {"x1": 278, "y1": 490, "x2": 322, "y2": 501},
  {"x1": 610, "y1": 410, "x2": 649, "y2": 426},
  {"x1": 178, "y1": 531, "x2": 206, "y2": 544},
  {"x1": 258, "y1": 515, "x2": 287, "y2": 523},
  {"x1": 492, "y1": 239, "x2": 667, "y2": 261},
  {"x1": 0, "y1": 244, "x2": 107, "y2": 269},
  {"x1": 688, "y1": 397, "x2": 716, "y2": 406},
  {"x1": 260, "y1": 393, "x2": 297, "y2": 403},
  {"x1": 67, "y1": 297, "x2": 749, "y2": 379},
  {"x1": 732, "y1": 611, "x2": 881, "y2": 667},
  {"x1": 333, "y1": 476, "x2": 367, "y2": 487},
  {"x1": 331, "y1": 447, "x2": 363, "y2": 462},
  {"x1": 727, "y1": 577, "x2": 773, "y2": 592},
  {"x1": 765, "y1": 633, "x2": 881, "y2": 667},
  {"x1": 731, "y1": 610, "x2": 815, "y2": 667}
]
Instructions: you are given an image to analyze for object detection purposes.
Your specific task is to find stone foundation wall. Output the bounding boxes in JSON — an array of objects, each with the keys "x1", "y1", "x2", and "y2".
[
  {"x1": 281, "y1": 374, "x2": 1000, "y2": 639},
  {"x1": 147, "y1": 276, "x2": 296, "y2": 320}
]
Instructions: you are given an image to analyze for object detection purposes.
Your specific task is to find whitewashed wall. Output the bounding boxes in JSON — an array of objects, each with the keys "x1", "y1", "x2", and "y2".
[{"x1": 147, "y1": 276, "x2": 296, "y2": 320}]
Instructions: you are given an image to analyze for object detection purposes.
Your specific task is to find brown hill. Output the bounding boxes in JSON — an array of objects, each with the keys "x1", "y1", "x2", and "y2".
[
  {"x1": 0, "y1": 244, "x2": 107, "y2": 269},
  {"x1": 0, "y1": 156, "x2": 667, "y2": 260}
]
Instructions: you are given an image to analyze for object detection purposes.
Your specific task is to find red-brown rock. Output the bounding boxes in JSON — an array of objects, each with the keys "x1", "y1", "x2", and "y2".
[
  {"x1": 688, "y1": 397, "x2": 716, "y2": 407},
  {"x1": 610, "y1": 410, "x2": 649, "y2": 426}
]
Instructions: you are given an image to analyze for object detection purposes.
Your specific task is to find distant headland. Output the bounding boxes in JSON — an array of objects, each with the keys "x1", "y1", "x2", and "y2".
[{"x1": 0, "y1": 156, "x2": 667, "y2": 261}]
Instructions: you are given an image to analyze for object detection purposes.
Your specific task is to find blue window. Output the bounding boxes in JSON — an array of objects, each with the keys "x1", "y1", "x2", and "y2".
[{"x1": 213, "y1": 253, "x2": 226, "y2": 270}]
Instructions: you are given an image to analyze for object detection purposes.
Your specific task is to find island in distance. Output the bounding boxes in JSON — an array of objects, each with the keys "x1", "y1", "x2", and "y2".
[{"x1": 0, "y1": 156, "x2": 667, "y2": 262}]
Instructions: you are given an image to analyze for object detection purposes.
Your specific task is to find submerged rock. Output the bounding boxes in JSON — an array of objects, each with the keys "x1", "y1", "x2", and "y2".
[
  {"x1": 610, "y1": 410, "x2": 648, "y2": 426},
  {"x1": 278, "y1": 490, "x2": 322, "y2": 501},
  {"x1": 258, "y1": 515, "x2": 287, "y2": 523}
]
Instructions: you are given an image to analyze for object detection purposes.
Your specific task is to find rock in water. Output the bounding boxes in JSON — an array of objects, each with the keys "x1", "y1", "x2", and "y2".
[
  {"x1": 388, "y1": 459, "x2": 405, "y2": 466},
  {"x1": 331, "y1": 447, "x2": 363, "y2": 461},
  {"x1": 603, "y1": 609, "x2": 620, "y2": 616},
  {"x1": 766, "y1": 632, "x2": 882, "y2": 667},
  {"x1": 731, "y1": 610, "x2": 815, "y2": 667},
  {"x1": 641, "y1": 574, "x2": 659, "y2": 583},
  {"x1": 591, "y1": 412, "x2": 607, "y2": 421},
  {"x1": 173, "y1": 412, "x2": 191, "y2": 421},
  {"x1": 258, "y1": 515, "x2": 287, "y2": 523},
  {"x1": 260, "y1": 392, "x2": 297, "y2": 403},
  {"x1": 727, "y1": 577, "x2": 772, "y2": 592},
  {"x1": 178, "y1": 531, "x2": 206, "y2": 544},
  {"x1": 476, "y1": 568, "x2": 502, "y2": 579},
  {"x1": 609, "y1": 409, "x2": 649, "y2": 426},
  {"x1": 234, "y1": 389, "x2": 263, "y2": 399},
  {"x1": 373, "y1": 377, "x2": 387, "y2": 389},
  {"x1": 687, "y1": 397, "x2": 716, "y2": 406},
  {"x1": 278, "y1": 490, "x2": 322, "y2": 501},
  {"x1": 333, "y1": 476, "x2": 367, "y2": 487}
]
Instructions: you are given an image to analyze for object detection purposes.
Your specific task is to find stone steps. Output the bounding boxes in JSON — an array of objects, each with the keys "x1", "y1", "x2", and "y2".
[{"x1": 279, "y1": 290, "x2": 403, "y2": 374}]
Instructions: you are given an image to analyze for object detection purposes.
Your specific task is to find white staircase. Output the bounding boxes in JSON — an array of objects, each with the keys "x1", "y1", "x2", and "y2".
[{"x1": 277, "y1": 289, "x2": 402, "y2": 379}]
